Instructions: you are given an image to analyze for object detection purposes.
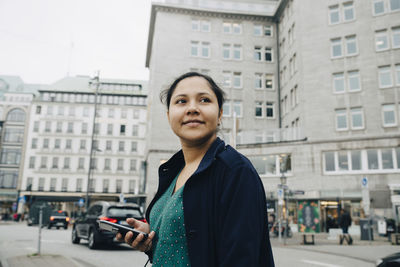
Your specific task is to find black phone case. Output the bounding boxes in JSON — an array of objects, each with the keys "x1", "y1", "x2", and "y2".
[{"x1": 98, "y1": 220, "x2": 148, "y2": 241}]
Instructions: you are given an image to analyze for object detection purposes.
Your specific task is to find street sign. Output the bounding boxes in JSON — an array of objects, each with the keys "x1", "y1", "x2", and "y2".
[
  {"x1": 292, "y1": 190, "x2": 305, "y2": 195},
  {"x1": 18, "y1": 196, "x2": 26, "y2": 204},
  {"x1": 361, "y1": 177, "x2": 370, "y2": 215},
  {"x1": 277, "y1": 188, "x2": 284, "y2": 205},
  {"x1": 119, "y1": 193, "x2": 125, "y2": 203},
  {"x1": 361, "y1": 177, "x2": 368, "y2": 189},
  {"x1": 78, "y1": 198, "x2": 84, "y2": 207}
]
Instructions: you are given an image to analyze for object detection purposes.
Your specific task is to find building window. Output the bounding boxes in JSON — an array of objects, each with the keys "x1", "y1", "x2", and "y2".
[
  {"x1": 104, "y1": 158, "x2": 111, "y2": 171},
  {"x1": 379, "y1": 66, "x2": 393, "y2": 88},
  {"x1": 117, "y1": 159, "x2": 124, "y2": 171},
  {"x1": 350, "y1": 107, "x2": 364, "y2": 129},
  {"x1": 67, "y1": 122, "x2": 73, "y2": 133},
  {"x1": 264, "y1": 25, "x2": 273, "y2": 36},
  {"x1": 335, "y1": 109, "x2": 348, "y2": 130},
  {"x1": 64, "y1": 158, "x2": 70, "y2": 169},
  {"x1": 232, "y1": 23, "x2": 242, "y2": 34},
  {"x1": 31, "y1": 138, "x2": 38, "y2": 149},
  {"x1": 338, "y1": 151, "x2": 348, "y2": 171},
  {"x1": 192, "y1": 20, "x2": 200, "y2": 31},
  {"x1": 56, "y1": 122, "x2": 62, "y2": 133},
  {"x1": 255, "y1": 74, "x2": 262, "y2": 89},
  {"x1": 29, "y1": 156, "x2": 35, "y2": 169},
  {"x1": 33, "y1": 121, "x2": 39, "y2": 132},
  {"x1": 201, "y1": 21, "x2": 210, "y2": 32},
  {"x1": 191, "y1": 41, "x2": 210, "y2": 58},
  {"x1": 40, "y1": 156, "x2": 47, "y2": 169},
  {"x1": 329, "y1": 5, "x2": 340, "y2": 24},
  {"x1": 103, "y1": 179, "x2": 109, "y2": 193},
  {"x1": 38, "y1": 178, "x2": 45, "y2": 191},
  {"x1": 131, "y1": 141, "x2": 137, "y2": 152},
  {"x1": 132, "y1": 125, "x2": 138, "y2": 136},
  {"x1": 80, "y1": 140, "x2": 86, "y2": 150},
  {"x1": 43, "y1": 139, "x2": 49, "y2": 149},
  {"x1": 223, "y1": 44, "x2": 231, "y2": 59},
  {"x1": 119, "y1": 141, "x2": 125, "y2": 152},
  {"x1": 222, "y1": 71, "x2": 231, "y2": 87},
  {"x1": 264, "y1": 47, "x2": 272, "y2": 62},
  {"x1": 266, "y1": 102, "x2": 274, "y2": 118},
  {"x1": 367, "y1": 150, "x2": 379, "y2": 170},
  {"x1": 36, "y1": 106, "x2": 41, "y2": 114},
  {"x1": 45, "y1": 121, "x2": 51, "y2": 132},
  {"x1": 106, "y1": 140, "x2": 112, "y2": 151},
  {"x1": 233, "y1": 101, "x2": 242, "y2": 117},
  {"x1": 76, "y1": 178, "x2": 82, "y2": 192},
  {"x1": 81, "y1": 123, "x2": 88, "y2": 134},
  {"x1": 223, "y1": 22, "x2": 232, "y2": 34},
  {"x1": 233, "y1": 45, "x2": 242, "y2": 60},
  {"x1": 120, "y1": 125, "x2": 126, "y2": 135},
  {"x1": 233, "y1": 72, "x2": 242, "y2": 88},
  {"x1": 129, "y1": 180, "x2": 136, "y2": 193},
  {"x1": 130, "y1": 159, "x2": 137, "y2": 171},
  {"x1": 254, "y1": 46, "x2": 262, "y2": 61},
  {"x1": 62, "y1": 178, "x2": 68, "y2": 192},
  {"x1": 78, "y1": 158, "x2": 84, "y2": 169},
  {"x1": 331, "y1": 38, "x2": 342, "y2": 58},
  {"x1": 348, "y1": 71, "x2": 361, "y2": 92},
  {"x1": 333, "y1": 73, "x2": 345, "y2": 93},
  {"x1": 116, "y1": 179, "x2": 122, "y2": 193},
  {"x1": 373, "y1": 0, "x2": 385, "y2": 15},
  {"x1": 376, "y1": 30, "x2": 389, "y2": 51},
  {"x1": 55, "y1": 139, "x2": 61, "y2": 149},
  {"x1": 382, "y1": 149, "x2": 394, "y2": 169},
  {"x1": 66, "y1": 139, "x2": 72, "y2": 149},
  {"x1": 343, "y1": 2, "x2": 355, "y2": 21},
  {"x1": 89, "y1": 179, "x2": 96, "y2": 193},
  {"x1": 255, "y1": 102, "x2": 263, "y2": 117},
  {"x1": 390, "y1": 0, "x2": 400, "y2": 11},
  {"x1": 382, "y1": 104, "x2": 397, "y2": 126},
  {"x1": 107, "y1": 124, "x2": 113, "y2": 135},
  {"x1": 392, "y1": 27, "x2": 400, "y2": 48},
  {"x1": 26, "y1": 177, "x2": 33, "y2": 190},
  {"x1": 254, "y1": 25, "x2": 262, "y2": 36},
  {"x1": 222, "y1": 102, "x2": 231, "y2": 117},
  {"x1": 52, "y1": 157, "x2": 59, "y2": 169},
  {"x1": 345, "y1": 35, "x2": 357, "y2": 55}
]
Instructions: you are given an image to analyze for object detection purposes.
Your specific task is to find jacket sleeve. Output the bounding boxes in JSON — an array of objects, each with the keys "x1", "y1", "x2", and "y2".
[{"x1": 216, "y1": 163, "x2": 273, "y2": 266}]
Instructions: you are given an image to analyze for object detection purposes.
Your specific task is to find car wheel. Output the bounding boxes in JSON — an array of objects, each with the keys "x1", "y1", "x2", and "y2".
[
  {"x1": 88, "y1": 229, "x2": 98, "y2": 249},
  {"x1": 64, "y1": 224, "x2": 68, "y2": 230},
  {"x1": 71, "y1": 227, "x2": 80, "y2": 244},
  {"x1": 47, "y1": 224, "x2": 51, "y2": 229},
  {"x1": 56, "y1": 226, "x2": 60, "y2": 229}
]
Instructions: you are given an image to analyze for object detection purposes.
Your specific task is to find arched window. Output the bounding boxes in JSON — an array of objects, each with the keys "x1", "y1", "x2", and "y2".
[{"x1": 6, "y1": 108, "x2": 25, "y2": 122}]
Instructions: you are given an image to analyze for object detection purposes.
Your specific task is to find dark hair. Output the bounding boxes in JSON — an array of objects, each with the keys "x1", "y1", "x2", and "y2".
[{"x1": 160, "y1": 72, "x2": 225, "y2": 111}]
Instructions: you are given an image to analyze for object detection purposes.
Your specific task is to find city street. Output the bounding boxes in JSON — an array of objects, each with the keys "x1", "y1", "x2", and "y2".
[{"x1": 1, "y1": 222, "x2": 399, "y2": 267}]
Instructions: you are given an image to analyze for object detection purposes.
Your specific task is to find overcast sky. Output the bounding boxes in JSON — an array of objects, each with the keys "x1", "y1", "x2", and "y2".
[{"x1": 0, "y1": 0, "x2": 152, "y2": 84}]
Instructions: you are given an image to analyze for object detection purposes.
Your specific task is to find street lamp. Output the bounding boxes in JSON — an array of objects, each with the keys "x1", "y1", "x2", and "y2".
[
  {"x1": 280, "y1": 169, "x2": 288, "y2": 245},
  {"x1": 85, "y1": 72, "x2": 100, "y2": 211}
]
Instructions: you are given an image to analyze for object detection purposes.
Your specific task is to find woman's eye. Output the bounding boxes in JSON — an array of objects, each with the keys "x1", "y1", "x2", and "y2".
[
  {"x1": 200, "y1": 98, "x2": 211, "y2": 103},
  {"x1": 176, "y1": 99, "x2": 186, "y2": 104}
]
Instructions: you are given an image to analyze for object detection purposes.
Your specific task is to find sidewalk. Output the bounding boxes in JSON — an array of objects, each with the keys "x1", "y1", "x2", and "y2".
[
  {"x1": 6, "y1": 255, "x2": 81, "y2": 267},
  {"x1": 270, "y1": 232, "x2": 399, "y2": 263}
]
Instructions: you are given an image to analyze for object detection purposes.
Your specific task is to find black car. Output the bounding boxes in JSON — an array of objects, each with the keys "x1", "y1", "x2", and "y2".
[
  {"x1": 71, "y1": 201, "x2": 145, "y2": 249},
  {"x1": 376, "y1": 252, "x2": 400, "y2": 267},
  {"x1": 48, "y1": 210, "x2": 70, "y2": 229}
]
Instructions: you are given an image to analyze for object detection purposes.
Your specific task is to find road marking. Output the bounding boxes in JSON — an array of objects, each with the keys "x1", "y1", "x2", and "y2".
[{"x1": 301, "y1": 259, "x2": 342, "y2": 267}]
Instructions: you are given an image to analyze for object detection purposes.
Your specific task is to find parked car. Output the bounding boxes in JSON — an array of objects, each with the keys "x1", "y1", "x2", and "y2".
[
  {"x1": 71, "y1": 201, "x2": 145, "y2": 249},
  {"x1": 48, "y1": 210, "x2": 69, "y2": 229},
  {"x1": 376, "y1": 252, "x2": 400, "y2": 267}
]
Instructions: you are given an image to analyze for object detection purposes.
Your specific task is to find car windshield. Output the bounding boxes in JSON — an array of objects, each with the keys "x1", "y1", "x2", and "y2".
[
  {"x1": 51, "y1": 211, "x2": 68, "y2": 216},
  {"x1": 107, "y1": 207, "x2": 142, "y2": 217}
]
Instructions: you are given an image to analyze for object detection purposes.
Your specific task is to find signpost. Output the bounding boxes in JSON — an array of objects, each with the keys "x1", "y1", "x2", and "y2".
[{"x1": 361, "y1": 177, "x2": 372, "y2": 242}]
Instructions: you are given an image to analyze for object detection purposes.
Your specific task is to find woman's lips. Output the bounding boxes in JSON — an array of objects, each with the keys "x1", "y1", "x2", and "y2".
[{"x1": 183, "y1": 120, "x2": 204, "y2": 126}]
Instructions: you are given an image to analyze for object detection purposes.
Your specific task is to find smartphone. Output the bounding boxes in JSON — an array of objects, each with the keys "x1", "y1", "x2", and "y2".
[{"x1": 98, "y1": 220, "x2": 148, "y2": 241}]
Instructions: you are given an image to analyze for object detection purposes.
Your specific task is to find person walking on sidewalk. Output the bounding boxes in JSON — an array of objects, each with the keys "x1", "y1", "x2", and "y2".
[{"x1": 339, "y1": 209, "x2": 353, "y2": 245}]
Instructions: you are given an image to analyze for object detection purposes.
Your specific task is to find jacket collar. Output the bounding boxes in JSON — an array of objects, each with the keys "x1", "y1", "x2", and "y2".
[{"x1": 159, "y1": 137, "x2": 225, "y2": 176}]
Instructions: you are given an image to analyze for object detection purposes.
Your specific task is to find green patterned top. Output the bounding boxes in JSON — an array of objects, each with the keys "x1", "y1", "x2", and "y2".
[{"x1": 149, "y1": 174, "x2": 191, "y2": 267}]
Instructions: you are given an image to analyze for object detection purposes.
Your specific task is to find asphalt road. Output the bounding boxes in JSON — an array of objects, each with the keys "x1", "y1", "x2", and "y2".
[{"x1": 0, "y1": 222, "x2": 396, "y2": 267}]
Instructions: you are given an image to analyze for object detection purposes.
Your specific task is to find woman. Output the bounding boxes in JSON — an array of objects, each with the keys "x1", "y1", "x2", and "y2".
[{"x1": 118, "y1": 72, "x2": 275, "y2": 266}]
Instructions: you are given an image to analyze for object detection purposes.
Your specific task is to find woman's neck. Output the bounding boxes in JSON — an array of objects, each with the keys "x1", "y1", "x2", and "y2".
[{"x1": 180, "y1": 136, "x2": 216, "y2": 167}]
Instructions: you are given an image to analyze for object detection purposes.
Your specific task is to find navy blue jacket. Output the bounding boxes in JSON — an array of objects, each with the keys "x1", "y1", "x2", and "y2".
[{"x1": 146, "y1": 137, "x2": 275, "y2": 267}]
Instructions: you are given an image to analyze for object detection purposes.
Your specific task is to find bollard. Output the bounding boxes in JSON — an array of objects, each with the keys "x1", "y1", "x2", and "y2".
[{"x1": 37, "y1": 206, "x2": 43, "y2": 255}]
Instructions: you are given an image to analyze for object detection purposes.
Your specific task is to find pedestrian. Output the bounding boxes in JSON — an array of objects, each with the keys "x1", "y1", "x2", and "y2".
[
  {"x1": 117, "y1": 72, "x2": 275, "y2": 266},
  {"x1": 338, "y1": 209, "x2": 353, "y2": 245}
]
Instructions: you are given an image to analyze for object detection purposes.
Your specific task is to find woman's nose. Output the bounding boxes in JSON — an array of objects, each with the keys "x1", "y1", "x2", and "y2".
[{"x1": 186, "y1": 101, "x2": 199, "y2": 114}]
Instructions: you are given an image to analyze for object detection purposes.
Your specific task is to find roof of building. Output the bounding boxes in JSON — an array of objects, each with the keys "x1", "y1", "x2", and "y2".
[{"x1": 146, "y1": 0, "x2": 281, "y2": 67}]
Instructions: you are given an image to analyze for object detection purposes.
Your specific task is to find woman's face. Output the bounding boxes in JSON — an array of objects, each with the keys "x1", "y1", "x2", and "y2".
[{"x1": 167, "y1": 76, "x2": 222, "y2": 146}]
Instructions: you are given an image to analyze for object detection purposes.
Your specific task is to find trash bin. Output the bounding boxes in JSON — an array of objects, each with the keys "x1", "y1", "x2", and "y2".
[{"x1": 359, "y1": 219, "x2": 373, "y2": 241}]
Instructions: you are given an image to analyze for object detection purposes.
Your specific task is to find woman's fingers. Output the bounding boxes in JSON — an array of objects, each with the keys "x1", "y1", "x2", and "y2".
[{"x1": 126, "y1": 231, "x2": 155, "y2": 252}]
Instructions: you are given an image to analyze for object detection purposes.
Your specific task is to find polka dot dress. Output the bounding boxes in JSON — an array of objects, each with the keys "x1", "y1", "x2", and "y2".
[{"x1": 149, "y1": 174, "x2": 191, "y2": 267}]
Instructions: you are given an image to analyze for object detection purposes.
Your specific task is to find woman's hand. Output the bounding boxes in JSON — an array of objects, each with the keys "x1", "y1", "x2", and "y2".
[{"x1": 116, "y1": 218, "x2": 156, "y2": 252}]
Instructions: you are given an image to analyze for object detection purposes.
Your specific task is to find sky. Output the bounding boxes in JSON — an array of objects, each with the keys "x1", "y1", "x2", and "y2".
[{"x1": 0, "y1": 0, "x2": 152, "y2": 84}]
